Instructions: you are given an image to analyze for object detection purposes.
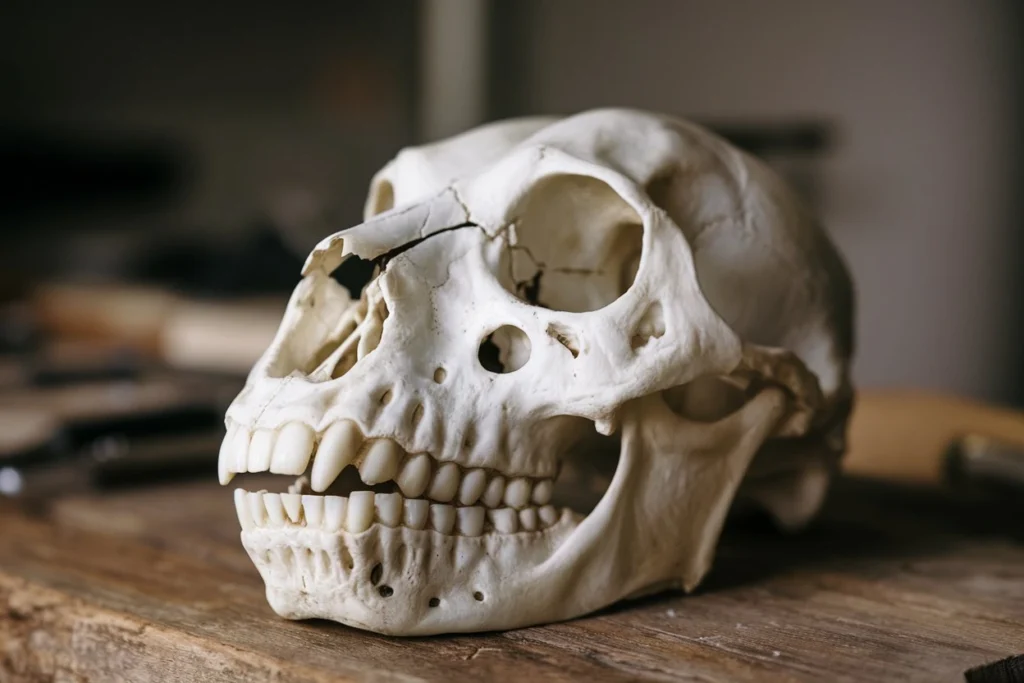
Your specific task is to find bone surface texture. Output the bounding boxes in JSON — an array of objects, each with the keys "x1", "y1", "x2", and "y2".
[{"x1": 219, "y1": 108, "x2": 855, "y2": 635}]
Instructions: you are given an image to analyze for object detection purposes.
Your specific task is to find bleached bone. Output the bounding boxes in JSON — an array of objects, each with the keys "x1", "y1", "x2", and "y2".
[{"x1": 219, "y1": 109, "x2": 855, "y2": 635}]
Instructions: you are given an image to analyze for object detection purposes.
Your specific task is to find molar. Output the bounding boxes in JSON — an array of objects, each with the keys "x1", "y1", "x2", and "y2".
[
  {"x1": 503, "y1": 478, "x2": 532, "y2": 509},
  {"x1": 531, "y1": 479, "x2": 553, "y2": 505},
  {"x1": 311, "y1": 420, "x2": 362, "y2": 492},
  {"x1": 519, "y1": 507, "x2": 538, "y2": 531},
  {"x1": 538, "y1": 505, "x2": 558, "y2": 527},
  {"x1": 487, "y1": 508, "x2": 518, "y2": 534},
  {"x1": 271, "y1": 423, "x2": 315, "y2": 475},
  {"x1": 427, "y1": 462, "x2": 460, "y2": 502}
]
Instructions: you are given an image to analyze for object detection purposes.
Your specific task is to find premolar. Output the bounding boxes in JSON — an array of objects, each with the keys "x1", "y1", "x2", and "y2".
[
  {"x1": 427, "y1": 462, "x2": 460, "y2": 502},
  {"x1": 359, "y1": 440, "x2": 402, "y2": 485},
  {"x1": 397, "y1": 453, "x2": 432, "y2": 497}
]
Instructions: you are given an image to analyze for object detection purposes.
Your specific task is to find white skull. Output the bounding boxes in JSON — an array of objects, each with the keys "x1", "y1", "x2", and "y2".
[{"x1": 219, "y1": 109, "x2": 855, "y2": 635}]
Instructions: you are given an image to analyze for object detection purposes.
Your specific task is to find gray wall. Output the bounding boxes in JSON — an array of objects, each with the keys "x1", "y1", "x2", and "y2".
[{"x1": 513, "y1": 0, "x2": 1021, "y2": 401}]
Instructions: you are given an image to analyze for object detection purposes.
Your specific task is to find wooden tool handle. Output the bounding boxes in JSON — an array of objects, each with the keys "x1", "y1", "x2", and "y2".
[{"x1": 844, "y1": 390, "x2": 1024, "y2": 485}]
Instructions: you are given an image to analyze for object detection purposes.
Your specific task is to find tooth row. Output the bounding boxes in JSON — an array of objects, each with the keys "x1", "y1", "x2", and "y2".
[
  {"x1": 220, "y1": 421, "x2": 555, "y2": 509},
  {"x1": 234, "y1": 489, "x2": 560, "y2": 536}
]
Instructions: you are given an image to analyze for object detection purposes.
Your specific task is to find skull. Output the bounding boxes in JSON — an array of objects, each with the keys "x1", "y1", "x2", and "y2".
[{"x1": 219, "y1": 109, "x2": 855, "y2": 635}]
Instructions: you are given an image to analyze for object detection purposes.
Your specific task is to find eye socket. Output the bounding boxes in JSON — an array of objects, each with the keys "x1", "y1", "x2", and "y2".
[
  {"x1": 478, "y1": 325, "x2": 531, "y2": 374},
  {"x1": 498, "y1": 174, "x2": 643, "y2": 313}
]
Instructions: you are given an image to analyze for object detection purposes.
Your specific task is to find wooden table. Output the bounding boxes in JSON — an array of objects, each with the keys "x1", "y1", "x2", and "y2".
[{"x1": 2, "y1": 392, "x2": 1023, "y2": 682}]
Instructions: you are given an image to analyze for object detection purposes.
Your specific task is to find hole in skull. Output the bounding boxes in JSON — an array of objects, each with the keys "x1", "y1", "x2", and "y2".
[
  {"x1": 662, "y1": 375, "x2": 748, "y2": 422},
  {"x1": 473, "y1": 591, "x2": 484, "y2": 602},
  {"x1": 477, "y1": 325, "x2": 531, "y2": 374},
  {"x1": 379, "y1": 390, "x2": 393, "y2": 406},
  {"x1": 428, "y1": 597, "x2": 441, "y2": 608},
  {"x1": 499, "y1": 174, "x2": 644, "y2": 313},
  {"x1": 370, "y1": 562, "x2": 383, "y2": 586},
  {"x1": 546, "y1": 323, "x2": 581, "y2": 358},
  {"x1": 630, "y1": 301, "x2": 665, "y2": 350},
  {"x1": 379, "y1": 585, "x2": 394, "y2": 598},
  {"x1": 433, "y1": 367, "x2": 447, "y2": 383}
]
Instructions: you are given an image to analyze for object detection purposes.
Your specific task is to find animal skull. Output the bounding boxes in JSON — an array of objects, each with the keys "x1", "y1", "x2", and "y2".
[{"x1": 219, "y1": 109, "x2": 855, "y2": 635}]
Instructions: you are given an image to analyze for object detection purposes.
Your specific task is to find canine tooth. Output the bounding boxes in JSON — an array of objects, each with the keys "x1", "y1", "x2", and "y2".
[
  {"x1": 263, "y1": 493, "x2": 286, "y2": 527},
  {"x1": 503, "y1": 478, "x2": 531, "y2": 509},
  {"x1": 346, "y1": 491, "x2": 374, "y2": 532},
  {"x1": 302, "y1": 495, "x2": 324, "y2": 527},
  {"x1": 481, "y1": 476, "x2": 505, "y2": 508},
  {"x1": 403, "y1": 499, "x2": 429, "y2": 530},
  {"x1": 519, "y1": 507, "x2": 538, "y2": 531},
  {"x1": 281, "y1": 493, "x2": 302, "y2": 523},
  {"x1": 359, "y1": 440, "x2": 401, "y2": 485},
  {"x1": 538, "y1": 505, "x2": 558, "y2": 527},
  {"x1": 248, "y1": 429, "x2": 275, "y2": 473},
  {"x1": 430, "y1": 504, "x2": 456, "y2": 533},
  {"x1": 488, "y1": 508, "x2": 518, "y2": 533},
  {"x1": 234, "y1": 489, "x2": 253, "y2": 530},
  {"x1": 458, "y1": 469, "x2": 487, "y2": 505},
  {"x1": 427, "y1": 462, "x2": 460, "y2": 502},
  {"x1": 324, "y1": 496, "x2": 347, "y2": 532},
  {"x1": 531, "y1": 479, "x2": 553, "y2": 505},
  {"x1": 248, "y1": 492, "x2": 267, "y2": 526},
  {"x1": 271, "y1": 422, "x2": 315, "y2": 475},
  {"x1": 396, "y1": 453, "x2": 432, "y2": 497},
  {"x1": 218, "y1": 424, "x2": 237, "y2": 484},
  {"x1": 231, "y1": 426, "x2": 251, "y2": 472},
  {"x1": 311, "y1": 420, "x2": 361, "y2": 492},
  {"x1": 374, "y1": 493, "x2": 402, "y2": 527},
  {"x1": 457, "y1": 507, "x2": 485, "y2": 536}
]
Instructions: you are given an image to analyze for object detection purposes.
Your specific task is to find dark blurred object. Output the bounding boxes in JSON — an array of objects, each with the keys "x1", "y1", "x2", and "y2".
[
  {"x1": 0, "y1": 129, "x2": 187, "y2": 220},
  {"x1": 130, "y1": 223, "x2": 305, "y2": 297},
  {"x1": 945, "y1": 433, "x2": 1024, "y2": 498},
  {"x1": 965, "y1": 654, "x2": 1024, "y2": 683}
]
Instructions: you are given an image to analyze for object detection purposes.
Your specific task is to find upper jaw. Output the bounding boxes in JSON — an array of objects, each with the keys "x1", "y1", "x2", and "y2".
[{"x1": 219, "y1": 416, "x2": 558, "y2": 508}]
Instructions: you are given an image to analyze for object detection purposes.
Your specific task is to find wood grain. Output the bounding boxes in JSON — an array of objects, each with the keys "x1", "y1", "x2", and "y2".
[{"x1": 2, "y1": 391, "x2": 1024, "y2": 682}]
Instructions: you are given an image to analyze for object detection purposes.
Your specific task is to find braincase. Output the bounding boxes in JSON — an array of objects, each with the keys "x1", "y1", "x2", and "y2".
[
  {"x1": 362, "y1": 111, "x2": 853, "y2": 395},
  {"x1": 644, "y1": 120, "x2": 854, "y2": 395},
  {"x1": 364, "y1": 117, "x2": 557, "y2": 218}
]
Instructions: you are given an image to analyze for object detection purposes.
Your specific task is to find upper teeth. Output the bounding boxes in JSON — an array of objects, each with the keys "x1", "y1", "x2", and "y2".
[{"x1": 219, "y1": 420, "x2": 555, "y2": 509}]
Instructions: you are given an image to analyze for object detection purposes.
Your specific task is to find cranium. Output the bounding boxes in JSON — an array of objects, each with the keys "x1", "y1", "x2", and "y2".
[{"x1": 219, "y1": 108, "x2": 855, "y2": 635}]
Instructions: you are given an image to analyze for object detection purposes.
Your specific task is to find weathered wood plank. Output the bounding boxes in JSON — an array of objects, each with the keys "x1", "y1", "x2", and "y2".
[{"x1": 3, "y1": 391, "x2": 1024, "y2": 682}]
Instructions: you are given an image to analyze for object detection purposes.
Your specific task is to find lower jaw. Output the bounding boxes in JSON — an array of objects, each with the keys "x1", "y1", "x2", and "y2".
[{"x1": 241, "y1": 511, "x2": 581, "y2": 635}]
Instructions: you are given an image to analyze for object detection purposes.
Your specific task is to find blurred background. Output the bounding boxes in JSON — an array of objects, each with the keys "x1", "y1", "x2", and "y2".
[{"x1": 1, "y1": 0, "x2": 1021, "y2": 471}]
